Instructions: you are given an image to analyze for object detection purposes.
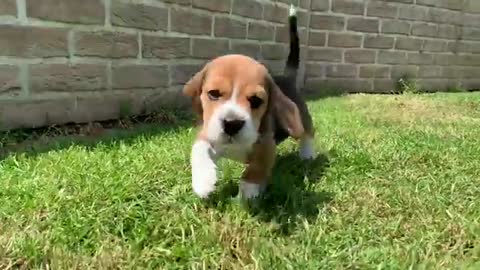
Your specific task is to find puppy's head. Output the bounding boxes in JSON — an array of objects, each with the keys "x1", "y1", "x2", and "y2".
[{"x1": 183, "y1": 54, "x2": 304, "y2": 148}]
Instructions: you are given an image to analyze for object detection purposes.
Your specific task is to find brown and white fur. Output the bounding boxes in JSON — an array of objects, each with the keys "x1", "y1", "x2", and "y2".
[{"x1": 183, "y1": 5, "x2": 316, "y2": 200}]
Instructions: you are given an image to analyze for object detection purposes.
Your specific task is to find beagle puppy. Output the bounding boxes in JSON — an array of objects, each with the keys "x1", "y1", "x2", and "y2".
[{"x1": 183, "y1": 6, "x2": 316, "y2": 200}]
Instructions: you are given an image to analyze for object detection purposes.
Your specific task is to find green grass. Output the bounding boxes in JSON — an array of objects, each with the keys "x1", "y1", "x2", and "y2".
[{"x1": 1, "y1": 92, "x2": 479, "y2": 269}]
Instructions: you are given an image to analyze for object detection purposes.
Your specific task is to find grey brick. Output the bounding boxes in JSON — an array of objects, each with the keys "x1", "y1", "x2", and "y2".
[
  {"x1": 391, "y1": 65, "x2": 418, "y2": 78},
  {"x1": 367, "y1": 1, "x2": 398, "y2": 18},
  {"x1": 465, "y1": 0, "x2": 480, "y2": 14},
  {"x1": 192, "y1": 38, "x2": 229, "y2": 59},
  {"x1": 0, "y1": 0, "x2": 16, "y2": 15},
  {"x1": 74, "y1": 31, "x2": 138, "y2": 58},
  {"x1": 359, "y1": 65, "x2": 390, "y2": 78},
  {"x1": 214, "y1": 17, "x2": 247, "y2": 39},
  {"x1": 458, "y1": 67, "x2": 480, "y2": 79},
  {"x1": 0, "y1": 25, "x2": 68, "y2": 58},
  {"x1": 232, "y1": 0, "x2": 262, "y2": 19},
  {"x1": 296, "y1": 10, "x2": 309, "y2": 28},
  {"x1": 332, "y1": 0, "x2": 364, "y2": 15},
  {"x1": 163, "y1": 0, "x2": 191, "y2": 5},
  {"x1": 305, "y1": 63, "x2": 325, "y2": 78},
  {"x1": 450, "y1": 41, "x2": 480, "y2": 54},
  {"x1": 310, "y1": 14, "x2": 345, "y2": 30},
  {"x1": 408, "y1": 53, "x2": 434, "y2": 65},
  {"x1": 378, "y1": 51, "x2": 407, "y2": 64},
  {"x1": 308, "y1": 48, "x2": 343, "y2": 62},
  {"x1": 462, "y1": 27, "x2": 480, "y2": 41},
  {"x1": 262, "y1": 44, "x2": 287, "y2": 60},
  {"x1": 311, "y1": 0, "x2": 329, "y2": 11},
  {"x1": 416, "y1": 0, "x2": 436, "y2": 7},
  {"x1": 326, "y1": 64, "x2": 357, "y2": 78},
  {"x1": 305, "y1": 78, "x2": 373, "y2": 92},
  {"x1": 382, "y1": 20, "x2": 410, "y2": 35},
  {"x1": 142, "y1": 36, "x2": 190, "y2": 59},
  {"x1": 345, "y1": 49, "x2": 376, "y2": 64},
  {"x1": 422, "y1": 40, "x2": 446, "y2": 52},
  {"x1": 248, "y1": 22, "x2": 275, "y2": 41},
  {"x1": 309, "y1": 31, "x2": 327, "y2": 46},
  {"x1": 171, "y1": 8, "x2": 212, "y2": 35},
  {"x1": 411, "y1": 23, "x2": 437, "y2": 38},
  {"x1": 463, "y1": 14, "x2": 480, "y2": 27},
  {"x1": 261, "y1": 60, "x2": 285, "y2": 75},
  {"x1": 388, "y1": 0, "x2": 413, "y2": 3},
  {"x1": 395, "y1": 37, "x2": 423, "y2": 51},
  {"x1": 0, "y1": 65, "x2": 20, "y2": 97},
  {"x1": 440, "y1": 67, "x2": 458, "y2": 78},
  {"x1": 276, "y1": 26, "x2": 307, "y2": 44},
  {"x1": 461, "y1": 80, "x2": 480, "y2": 90},
  {"x1": 111, "y1": 2, "x2": 168, "y2": 30},
  {"x1": 427, "y1": 8, "x2": 461, "y2": 25},
  {"x1": 28, "y1": 0, "x2": 104, "y2": 25},
  {"x1": 300, "y1": 0, "x2": 313, "y2": 9},
  {"x1": 437, "y1": 25, "x2": 458, "y2": 39},
  {"x1": 193, "y1": 0, "x2": 230, "y2": 13},
  {"x1": 418, "y1": 66, "x2": 442, "y2": 78},
  {"x1": 364, "y1": 35, "x2": 394, "y2": 49},
  {"x1": 347, "y1": 18, "x2": 379, "y2": 33},
  {"x1": 434, "y1": 54, "x2": 456, "y2": 66},
  {"x1": 399, "y1": 6, "x2": 428, "y2": 21},
  {"x1": 112, "y1": 65, "x2": 168, "y2": 89},
  {"x1": 170, "y1": 64, "x2": 203, "y2": 85},
  {"x1": 328, "y1": 33, "x2": 362, "y2": 48},
  {"x1": 373, "y1": 80, "x2": 397, "y2": 92},
  {"x1": 231, "y1": 41, "x2": 261, "y2": 58},
  {"x1": 263, "y1": 2, "x2": 288, "y2": 23},
  {"x1": 30, "y1": 64, "x2": 107, "y2": 92},
  {"x1": 456, "y1": 55, "x2": 480, "y2": 66}
]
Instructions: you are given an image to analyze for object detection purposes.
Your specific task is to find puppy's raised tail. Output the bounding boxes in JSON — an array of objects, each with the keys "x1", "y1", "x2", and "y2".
[{"x1": 285, "y1": 4, "x2": 300, "y2": 80}]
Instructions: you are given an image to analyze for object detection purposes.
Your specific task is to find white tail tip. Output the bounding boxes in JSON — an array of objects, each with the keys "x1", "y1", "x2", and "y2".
[{"x1": 289, "y1": 4, "x2": 297, "y2": 17}]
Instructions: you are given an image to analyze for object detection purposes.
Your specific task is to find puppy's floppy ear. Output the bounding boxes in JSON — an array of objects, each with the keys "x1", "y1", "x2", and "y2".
[
  {"x1": 183, "y1": 64, "x2": 207, "y2": 97},
  {"x1": 183, "y1": 65, "x2": 207, "y2": 118},
  {"x1": 266, "y1": 74, "x2": 304, "y2": 139}
]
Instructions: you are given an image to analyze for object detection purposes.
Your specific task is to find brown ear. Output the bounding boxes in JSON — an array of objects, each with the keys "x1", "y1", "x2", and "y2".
[
  {"x1": 183, "y1": 65, "x2": 207, "y2": 118},
  {"x1": 183, "y1": 65, "x2": 207, "y2": 97},
  {"x1": 267, "y1": 75, "x2": 304, "y2": 139}
]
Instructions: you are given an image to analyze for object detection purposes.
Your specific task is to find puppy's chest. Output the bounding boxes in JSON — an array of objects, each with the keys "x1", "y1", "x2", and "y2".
[{"x1": 215, "y1": 144, "x2": 252, "y2": 163}]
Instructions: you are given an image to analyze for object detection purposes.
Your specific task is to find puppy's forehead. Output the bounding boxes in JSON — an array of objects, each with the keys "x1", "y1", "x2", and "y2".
[{"x1": 207, "y1": 55, "x2": 267, "y2": 85}]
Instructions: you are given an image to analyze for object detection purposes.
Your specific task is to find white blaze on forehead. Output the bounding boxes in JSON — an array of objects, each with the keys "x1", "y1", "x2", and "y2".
[{"x1": 205, "y1": 79, "x2": 259, "y2": 155}]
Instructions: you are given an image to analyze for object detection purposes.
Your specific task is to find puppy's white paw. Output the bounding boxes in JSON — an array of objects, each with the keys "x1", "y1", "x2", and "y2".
[
  {"x1": 239, "y1": 181, "x2": 265, "y2": 200},
  {"x1": 299, "y1": 136, "x2": 317, "y2": 160},
  {"x1": 192, "y1": 167, "x2": 217, "y2": 198},
  {"x1": 191, "y1": 140, "x2": 218, "y2": 199}
]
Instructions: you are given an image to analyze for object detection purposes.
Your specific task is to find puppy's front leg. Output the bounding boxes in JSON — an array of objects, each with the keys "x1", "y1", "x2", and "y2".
[
  {"x1": 191, "y1": 140, "x2": 218, "y2": 198},
  {"x1": 240, "y1": 138, "x2": 276, "y2": 200}
]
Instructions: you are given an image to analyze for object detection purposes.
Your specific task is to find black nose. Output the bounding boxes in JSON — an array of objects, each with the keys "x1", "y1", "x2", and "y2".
[{"x1": 222, "y1": 119, "x2": 245, "y2": 136}]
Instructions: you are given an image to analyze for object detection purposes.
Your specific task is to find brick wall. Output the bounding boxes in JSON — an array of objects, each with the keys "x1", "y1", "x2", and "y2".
[
  {"x1": 1, "y1": 0, "x2": 480, "y2": 130},
  {"x1": 305, "y1": 0, "x2": 480, "y2": 93}
]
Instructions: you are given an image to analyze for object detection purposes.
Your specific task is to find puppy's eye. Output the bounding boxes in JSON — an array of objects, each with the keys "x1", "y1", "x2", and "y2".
[
  {"x1": 248, "y1": 96, "x2": 263, "y2": 109},
  {"x1": 207, "y1": 90, "x2": 222, "y2": 101}
]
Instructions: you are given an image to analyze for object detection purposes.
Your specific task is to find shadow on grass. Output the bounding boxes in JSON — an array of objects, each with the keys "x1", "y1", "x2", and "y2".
[
  {"x1": 0, "y1": 109, "x2": 194, "y2": 162},
  {"x1": 208, "y1": 151, "x2": 334, "y2": 235},
  {"x1": 250, "y1": 152, "x2": 333, "y2": 235}
]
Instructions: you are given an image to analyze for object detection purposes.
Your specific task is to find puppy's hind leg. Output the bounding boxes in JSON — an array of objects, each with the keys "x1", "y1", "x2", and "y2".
[
  {"x1": 298, "y1": 108, "x2": 317, "y2": 160},
  {"x1": 191, "y1": 140, "x2": 218, "y2": 198}
]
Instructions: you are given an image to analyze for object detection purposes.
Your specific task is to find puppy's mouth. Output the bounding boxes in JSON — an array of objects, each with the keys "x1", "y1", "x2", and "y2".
[{"x1": 221, "y1": 134, "x2": 237, "y2": 144}]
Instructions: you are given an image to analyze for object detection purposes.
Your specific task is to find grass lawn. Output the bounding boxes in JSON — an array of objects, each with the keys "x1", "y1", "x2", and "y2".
[{"x1": 1, "y1": 92, "x2": 479, "y2": 269}]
